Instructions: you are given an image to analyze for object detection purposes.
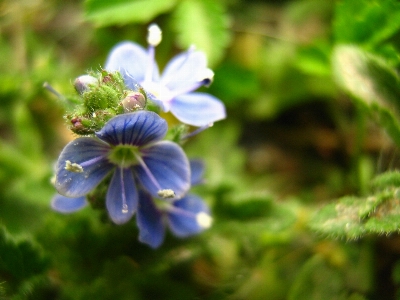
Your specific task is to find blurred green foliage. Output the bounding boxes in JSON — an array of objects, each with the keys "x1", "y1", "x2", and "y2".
[{"x1": 2, "y1": 0, "x2": 400, "y2": 298}]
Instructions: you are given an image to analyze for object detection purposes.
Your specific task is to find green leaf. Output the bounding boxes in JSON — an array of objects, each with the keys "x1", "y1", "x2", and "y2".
[
  {"x1": 332, "y1": 45, "x2": 400, "y2": 147},
  {"x1": 372, "y1": 170, "x2": 400, "y2": 189},
  {"x1": 172, "y1": 0, "x2": 231, "y2": 65},
  {"x1": 288, "y1": 255, "x2": 346, "y2": 300},
  {"x1": 371, "y1": 104, "x2": 400, "y2": 149},
  {"x1": 13, "y1": 103, "x2": 43, "y2": 160},
  {"x1": 310, "y1": 176, "x2": 400, "y2": 238},
  {"x1": 334, "y1": 0, "x2": 400, "y2": 46},
  {"x1": 84, "y1": 0, "x2": 177, "y2": 27},
  {"x1": 0, "y1": 226, "x2": 48, "y2": 282},
  {"x1": 309, "y1": 196, "x2": 367, "y2": 239},
  {"x1": 208, "y1": 62, "x2": 261, "y2": 106},
  {"x1": 333, "y1": 45, "x2": 400, "y2": 110}
]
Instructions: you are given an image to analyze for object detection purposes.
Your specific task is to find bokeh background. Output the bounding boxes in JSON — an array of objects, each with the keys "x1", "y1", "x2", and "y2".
[{"x1": 2, "y1": 0, "x2": 400, "y2": 299}]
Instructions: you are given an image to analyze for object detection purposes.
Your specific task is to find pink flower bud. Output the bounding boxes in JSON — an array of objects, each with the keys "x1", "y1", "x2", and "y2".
[{"x1": 121, "y1": 92, "x2": 146, "y2": 112}]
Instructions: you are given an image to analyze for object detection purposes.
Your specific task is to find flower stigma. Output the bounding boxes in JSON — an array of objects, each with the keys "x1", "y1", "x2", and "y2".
[
  {"x1": 64, "y1": 160, "x2": 84, "y2": 173},
  {"x1": 108, "y1": 145, "x2": 140, "y2": 168}
]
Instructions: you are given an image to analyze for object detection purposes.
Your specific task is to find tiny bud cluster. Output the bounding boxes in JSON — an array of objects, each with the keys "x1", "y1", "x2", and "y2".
[{"x1": 66, "y1": 70, "x2": 149, "y2": 135}]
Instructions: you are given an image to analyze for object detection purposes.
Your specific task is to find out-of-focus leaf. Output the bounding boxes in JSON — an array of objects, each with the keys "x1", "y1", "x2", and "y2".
[
  {"x1": 84, "y1": 0, "x2": 177, "y2": 27},
  {"x1": 310, "y1": 196, "x2": 367, "y2": 239},
  {"x1": 295, "y1": 44, "x2": 331, "y2": 76},
  {"x1": 172, "y1": 0, "x2": 231, "y2": 66},
  {"x1": 310, "y1": 171, "x2": 400, "y2": 238},
  {"x1": 288, "y1": 255, "x2": 346, "y2": 300},
  {"x1": 372, "y1": 104, "x2": 400, "y2": 148},
  {"x1": 13, "y1": 103, "x2": 43, "y2": 160},
  {"x1": 208, "y1": 62, "x2": 261, "y2": 105},
  {"x1": 0, "y1": 226, "x2": 48, "y2": 292},
  {"x1": 333, "y1": 45, "x2": 400, "y2": 109},
  {"x1": 334, "y1": 0, "x2": 400, "y2": 46},
  {"x1": 333, "y1": 45, "x2": 400, "y2": 147},
  {"x1": 372, "y1": 170, "x2": 400, "y2": 188}
]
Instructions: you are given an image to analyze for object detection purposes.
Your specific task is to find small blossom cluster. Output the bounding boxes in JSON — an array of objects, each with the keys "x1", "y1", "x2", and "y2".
[{"x1": 51, "y1": 24, "x2": 226, "y2": 248}]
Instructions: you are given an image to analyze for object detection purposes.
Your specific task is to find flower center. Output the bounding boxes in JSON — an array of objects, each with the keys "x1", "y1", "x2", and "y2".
[
  {"x1": 108, "y1": 145, "x2": 140, "y2": 167},
  {"x1": 141, "y1": 81, "x2": 172, "y2": 107}
]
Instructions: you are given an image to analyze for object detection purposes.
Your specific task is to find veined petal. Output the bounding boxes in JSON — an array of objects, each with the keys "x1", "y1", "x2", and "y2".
[
  {"x1": 136, "y1": 190, "x2": 165, "y2": 248},
  {"x1": 55, "y1": 137, "x2": 113, "y2": 198},
  {"x1": 105, "y1": 41, "x2": 151, "y2": 85},
  {"x1": 51, "y1": 194, "x2": 88, "y2": 213},
  {"x1": 160, "y1": 49, "x2": 207, "y2": 92},
  {"x1": 96, "y1": 111, "x2": 167, "y2": 146},
  {"x1": 106, "y1": 167, "x2": 137, "y2": 224},
  {"x1": 170, "y1": 92, "x2": 226, "y2": 126},
  {"x1": 190, "y1": 159, "x2": 205, "y2": 186},
  {"x1": 135, "y1": 141, "x2": 190, "y2": 198},
  {"x1": 167, "y1": 194, "x2": 211, "y2": 237}
]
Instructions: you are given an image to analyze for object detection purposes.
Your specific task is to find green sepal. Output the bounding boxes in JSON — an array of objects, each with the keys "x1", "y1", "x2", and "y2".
[
  {"x1": 165, "y1": 124, "x2": 189, "y2": 144},
  {"x1": 83, "y1": 84, "x2": 120, "y2": 111},
  {"x1": 64, "y1": 70, "x2": 149, "y2": 135}
]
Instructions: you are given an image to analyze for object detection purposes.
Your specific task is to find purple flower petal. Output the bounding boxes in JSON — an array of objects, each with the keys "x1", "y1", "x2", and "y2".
[
  {"x1": 51, "y1": 194, "x2": 88, "y2": 213},
  {"x1": 160, "y1": 49, "x2": 207, "y2": 92},
  {"x1": 105, "y1": 41, "x2": 155, "y2": 86},
  {"x1": 190, "y1": 159, "x2": 205, "y2": 186},
  {"x1": 106, "y1": 167, "x2": 138, "y2": 224},
  {"x1": 55, "y1": 137, "x2": 113, "y2": 198},
  {"x1": 168, "y1": 194, "x2": 211, "y2": 237},
  {"x1": 170, "y1": 92, "x2": 226, "y2": 126},
  {"x1": 136, "y1": 190, "x2": 165, "y2": 248},
  {"x1": 96, "y1": 111, "x2": 167, "y2": 146},
  {"x1": 135, "y1": 141, "x2": 190, "y2": 199}
]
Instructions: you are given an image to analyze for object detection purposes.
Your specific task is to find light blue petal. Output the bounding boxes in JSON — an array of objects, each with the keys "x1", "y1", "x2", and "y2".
[
  {"x1": 106, "y1": 167, "x2": 138, "y2": 224},
  {"x1": 170, "y1": 92, "x2": 226, "y2": 126},
  {"x1": 190, "y1": 159, "x2": 205, "y2": 186},
  {"x1": 51, "y1": 194, "x2": 88, "y2": 213},
  {"x1": 55, "y1": 137, "x2": 113, "y2": 198},
  {"x1": 136, "y1": 190, "x2": 165, "y2": 248},
  {"x1": 96, "y1": 111, "x2": 167, "y2": 146},
  {"x1": 168, "y1": 194, "x2": 210, "y2": 237},
  {"x1": 135, "y1": 141, "x2": 190, "y2": 199},
  {"x1": 105, "y1": 41, "x2": 149, "y2": 86},
  {"x1": 160, "y1": 49, "x2": 207, "y2": 92}
]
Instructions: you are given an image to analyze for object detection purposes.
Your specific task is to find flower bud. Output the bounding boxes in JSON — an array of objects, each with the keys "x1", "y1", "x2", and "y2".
[
  {"x1": 74, "y1": 75, "x2": 97, "y2": 94},
  {"x1": 121, "y1": 92, "x2": 146, "y2": 112}
]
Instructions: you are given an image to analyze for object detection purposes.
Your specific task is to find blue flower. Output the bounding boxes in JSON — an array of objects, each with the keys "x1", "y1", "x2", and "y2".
[
  {"x1": 51, "y1": 194, "x2": 88, "y2": 213},
  {"x1": 136, "y1": 160, "x2": 212, "y2": 248},
  {"x1": 54, "y1": 111, "x2": 190, "y2": 224},
  {"x1": 105, "y1": 24, "x2": 226, "y2": 127}
]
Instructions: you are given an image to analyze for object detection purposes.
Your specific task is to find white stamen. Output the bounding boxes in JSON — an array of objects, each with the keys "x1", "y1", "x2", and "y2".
[
  {"x1": 64, "y1": 160, "x2": 84, "y2": 173},
  {"x1": 122, "y1": 203, "x2": 128, "y2": 213},
  {"x1": 157, "y1": 189, "x2": 175, "y2": 199},
  {"x1": 196, "y1": 212, "x2": 213, "y2": 229},
  {"x1": 147, "y1": 24, "x2": 162, "y2": 46}
]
